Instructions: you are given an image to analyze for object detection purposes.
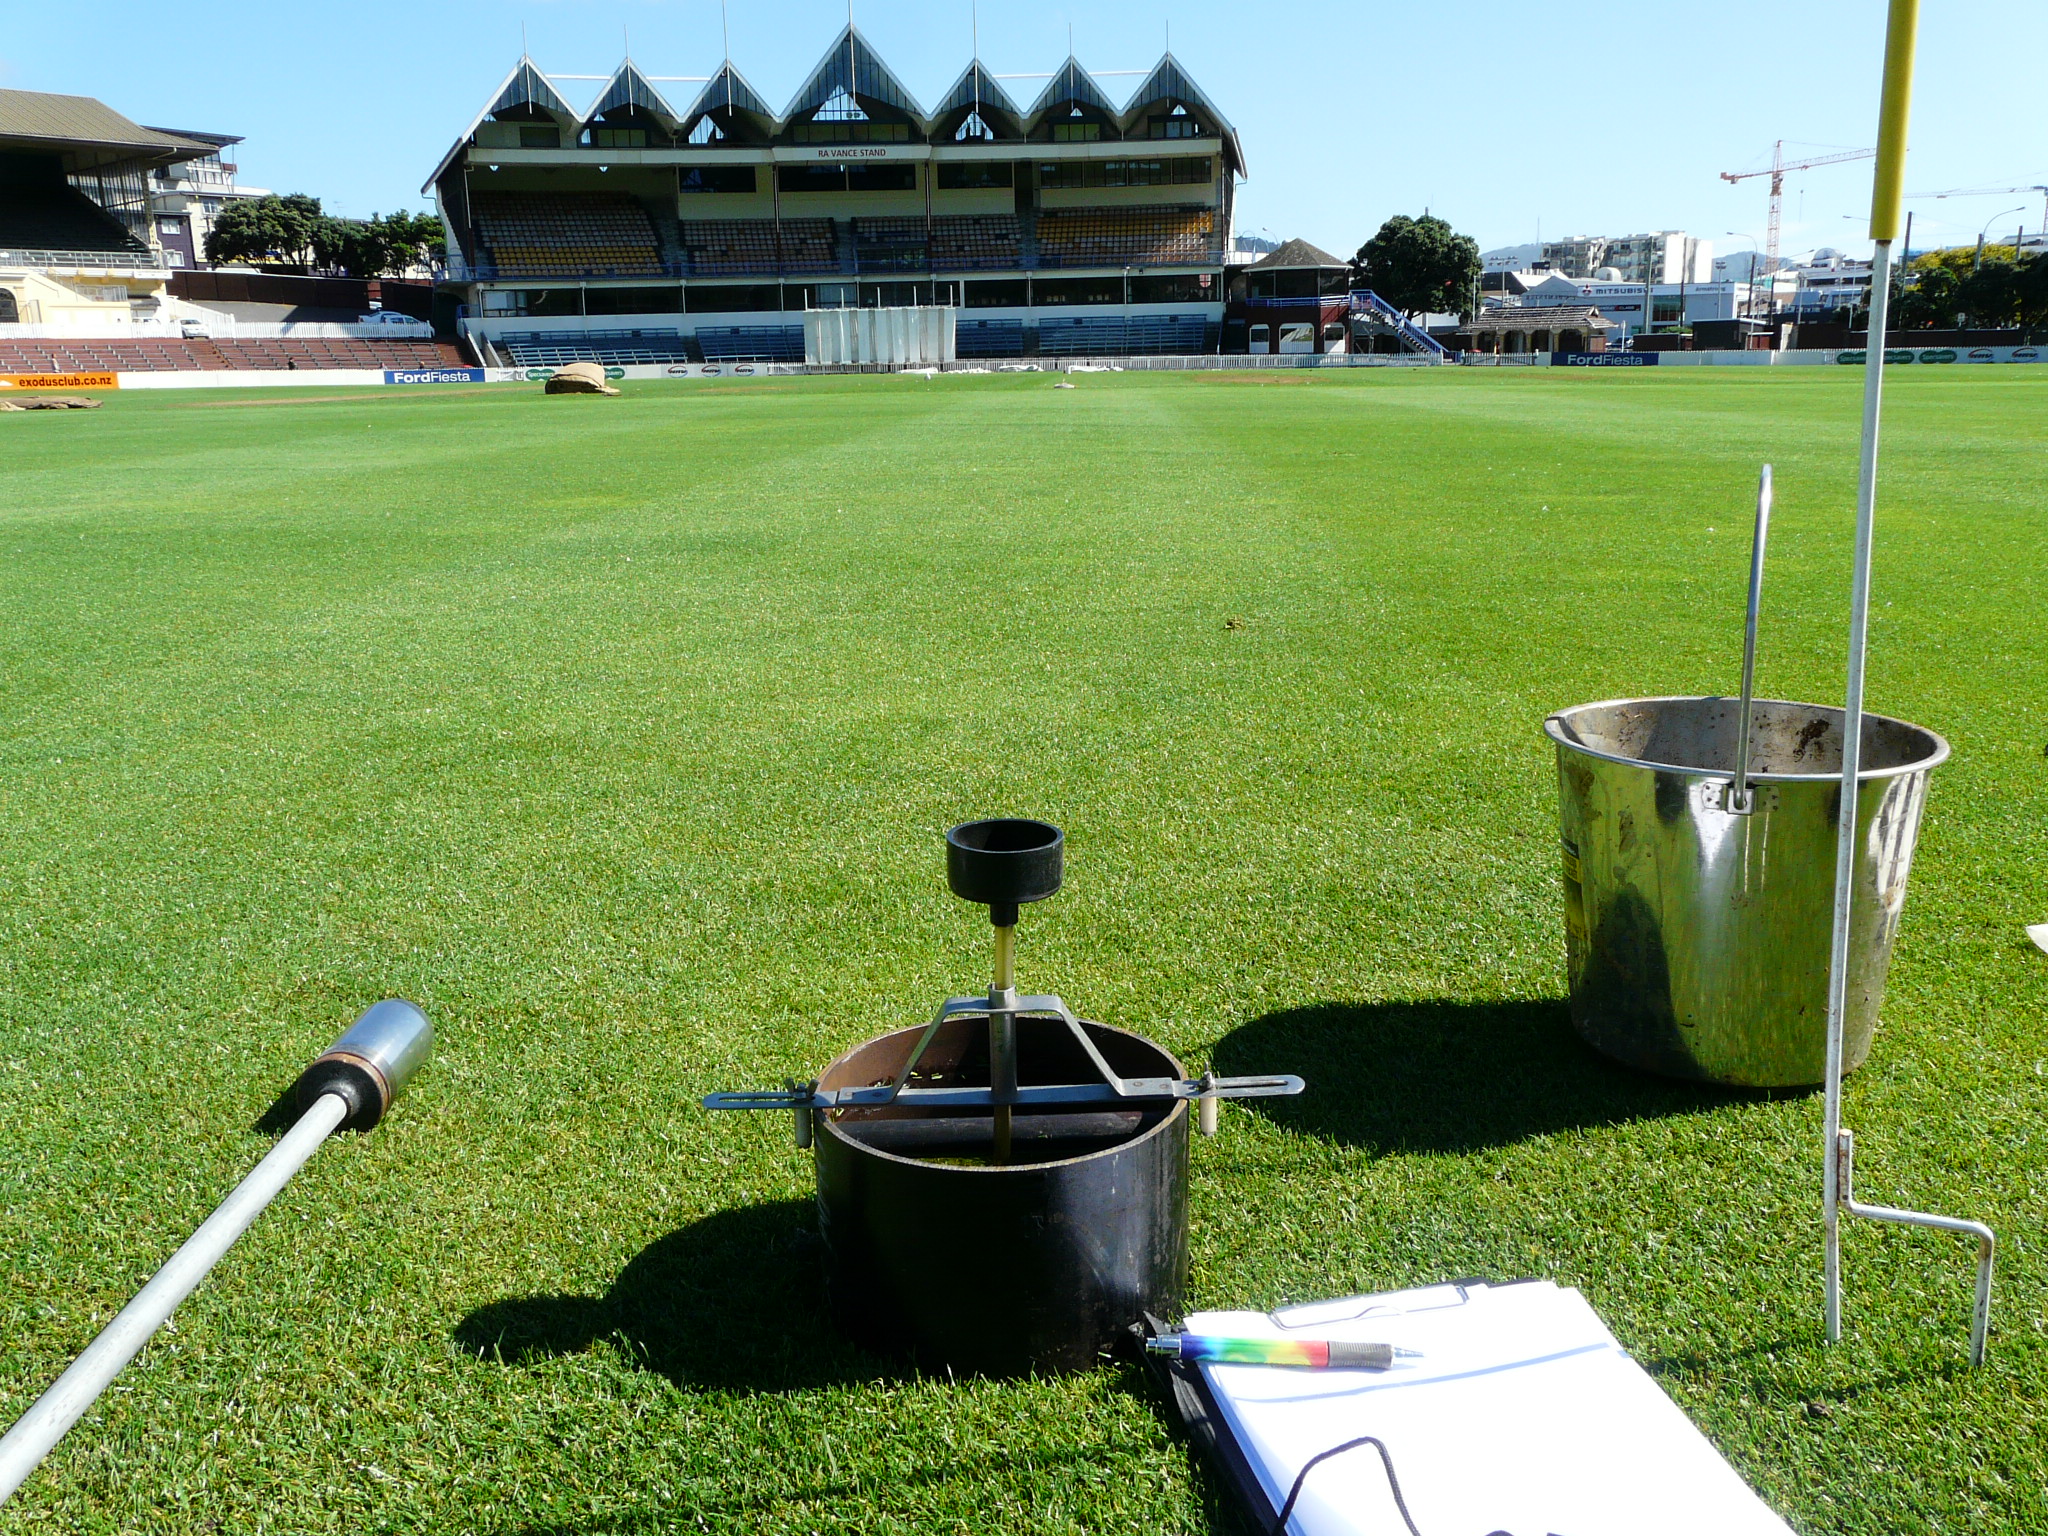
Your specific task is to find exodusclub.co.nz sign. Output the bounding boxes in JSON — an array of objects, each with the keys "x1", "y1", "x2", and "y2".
[{"x1": 384, "y1": 367, "x2": 486, "y2": 385}]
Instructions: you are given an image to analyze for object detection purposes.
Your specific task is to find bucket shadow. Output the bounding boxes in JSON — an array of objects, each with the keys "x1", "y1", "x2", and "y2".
[
  {"x1": 1211, "y1": 998, "x2": 1776, "y2": 1153},
  {"x1": 454, "y1": 1198, "x2": 890, "y2": 1393}
]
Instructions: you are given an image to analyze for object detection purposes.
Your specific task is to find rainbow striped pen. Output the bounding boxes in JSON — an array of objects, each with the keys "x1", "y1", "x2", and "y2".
[{"x1": 1145, "y1": 1334, "x2": 1422, "y2": 1371}]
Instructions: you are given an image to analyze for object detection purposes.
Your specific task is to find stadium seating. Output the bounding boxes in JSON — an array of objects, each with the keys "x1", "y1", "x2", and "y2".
[
  {"x1": 955, "y1": 318, "x2": 1025, "y2": 357},
  {"x1": 1035, "y1": 313, "x2": 1209, "y2": 355},
  {"x1": 1035, "y1": 207, "x2": 1216, "y2": 268},
  {"x1": 775, "y1": 219, "x2": 838, "y2": 275},
  {"x1": 675, "y1": 219, "x2": 839, "y2": 276},
  {"x1": 928, "y1": 216, "x2": 1023, "y2": 272},
  {"x1": 694, "y1": 325, "x2": 804, "y2": 361},
  {"x1": 853, "y1": 218, "x2": 928, "y2": 273},
  {"x1": 676, "y1": 220, "x2": 778, "y2": 276},
  {"x1": 496, "y1": 330, "x2": 693, "y2": 366},
  {"x1": 0, "y1": 183, "x2": 148, "y2": 256},
  {"x1": 0, "y1": 337, "x2": 467, "y2": 373},
  {"x1": 470, "y1": 192, "x2": 667, "y2": 278},
  {"x1": 211, "y1": 338, "x2": 466, "y2": 370}
]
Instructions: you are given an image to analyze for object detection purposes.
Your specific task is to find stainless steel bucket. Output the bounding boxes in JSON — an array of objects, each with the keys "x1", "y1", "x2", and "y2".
[{"x1": 1544, "y1": 696, "x2": 1947, "y2": 1087}]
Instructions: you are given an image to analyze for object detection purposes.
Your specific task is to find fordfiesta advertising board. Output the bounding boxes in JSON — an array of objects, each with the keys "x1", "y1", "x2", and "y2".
[
  {"x1": 1553, "y1": 352, "x2": 1658, "y2": 366},
  {"x1": 384, "y1": 367, "x2": 487, "y2": 384}
]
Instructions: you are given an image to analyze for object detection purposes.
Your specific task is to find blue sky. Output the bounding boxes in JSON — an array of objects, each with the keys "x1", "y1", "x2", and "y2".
[{"x1": 6, "y1": 1, "x2": 2043, "y2": 260}]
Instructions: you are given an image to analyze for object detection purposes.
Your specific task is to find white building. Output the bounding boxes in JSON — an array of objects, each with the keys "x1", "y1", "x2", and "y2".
[
  {"x1": 140, "y1": 128, "x2": 270, "y2": 269},
  {"x1": 1507, "y1": 271, "x2": 1751, "y2": 338},
  {"x1": 1539, "y1": 230, "x2": 1712, "y2": 285},
  {"x1": 1783, "y1": 249, "x2": 1871, "y2": 314}
]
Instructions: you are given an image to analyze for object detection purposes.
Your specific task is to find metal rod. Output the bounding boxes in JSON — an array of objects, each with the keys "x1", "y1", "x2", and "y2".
[
  {"x1": 1836, "y1": 1131, "x2": 1994, "y2": 1366},
  {"x1": 1823, "y1": 236, "x2": 1894, "y2": 1347},
  {"x1": 1730, "y1": 464, "x2": 1773, "y2": 814},
  {"x1": 0, "y1": 1091, "x2": 352, "y2": 1505},
  {"x1": 990, "y1": 924, "x2": 1017, "y2": 1162}
]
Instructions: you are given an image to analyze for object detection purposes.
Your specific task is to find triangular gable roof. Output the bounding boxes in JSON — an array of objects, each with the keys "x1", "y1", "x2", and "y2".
[
  {"x1": 931, "y1": 61, "x2": 1022, "y2": 125},
  {"x1": 680, "y1": 62, "x2": 777, "y2": 132},
  {"x1": 490, "y1": 57, "x2": 578, "y2": 121},
  {"x1": 1249, "y1": 237, "x2": 1346, "y2": 271},
  {"x1": 1118, "y1": 54, "x2": 1244, "y2": 173},
  {"x1": 424, "y1": 56, "x2": 578, "y2": 192},
  {"x1": 1027, "y1": 57, "x2": 1117, "y2": 120},
  {"x1": 585, "y1": 60, "x2": 682, "y2": 127},
  {"x1": 784, "y1": 27, "x2": 924, "y2": 122}
]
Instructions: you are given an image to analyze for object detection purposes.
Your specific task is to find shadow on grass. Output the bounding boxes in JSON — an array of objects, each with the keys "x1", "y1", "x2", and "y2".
[
  {"x1": 1212, "y1": 998, "x2": 1784, "y2": 1153},
  {"x1": 454, "y1": 1198, "x2": 891, "y2": 1394}
]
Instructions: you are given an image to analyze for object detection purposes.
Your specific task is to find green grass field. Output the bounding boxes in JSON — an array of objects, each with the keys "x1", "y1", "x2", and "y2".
[{"x1": 2, "y1": 366, "x2": 2044, "y2": 1534}]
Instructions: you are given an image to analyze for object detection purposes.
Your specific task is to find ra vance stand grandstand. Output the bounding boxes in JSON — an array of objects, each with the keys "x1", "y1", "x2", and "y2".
[{"x1": 427, "y1": 29, "x2": 1243, "y2": 366}]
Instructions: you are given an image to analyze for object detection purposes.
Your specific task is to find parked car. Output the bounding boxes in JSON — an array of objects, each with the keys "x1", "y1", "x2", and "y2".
[{"x1": 357, "y1": 310, "x2": 420, "y2": 325}]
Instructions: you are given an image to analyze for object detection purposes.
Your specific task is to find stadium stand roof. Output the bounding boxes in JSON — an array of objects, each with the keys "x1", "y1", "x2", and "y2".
[
  {"x1": 491, "y1": 58, "x2": 578, "y2": 123},
  {"x1": 140, "y1": 127, "x2": 243, "y2": 151},
  {"x1": 680, "y1": 63, "x2": 776, "y2": 136},
  {"x1": 425, "y1": 56, "x2": 582, "y2": 187},
  {"x1": 1121, "y1": 55, "x2": 1245, "y2": 174},
  {"x1": 1248, "y1": 238, "x2": 1347, "y2": 271},
  {"x1": 1027, "y1": 57, "x2": 1119, "y2": 123},
  {"x1": 784, "y1": 27, "x2": 924, "y2": 122},
  {"x1": 425, "y1": 37, "x2": 1245, "y2": 186},
  {"x1": 931, "y1": 61, "x2": 1023, "y2": 132},
  {"x1": 0, "y1": 89, "x2": 209, "y2": 170},
  {"x1": 584, "y1": 61, "x2": 683, "y2": 131}
]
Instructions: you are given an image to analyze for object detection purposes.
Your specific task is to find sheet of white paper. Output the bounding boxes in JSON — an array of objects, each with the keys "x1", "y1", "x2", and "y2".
[{"x1": 1188, "y1": 1282, "x2": 1792, "y2": 1536}]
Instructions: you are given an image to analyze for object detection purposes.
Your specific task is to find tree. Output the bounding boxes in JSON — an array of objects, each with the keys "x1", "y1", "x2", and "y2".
[
  {"x1": 1892, "y1": 262, "x2": 1960, "y2": 329},
  {"x1": 1351, "y1": 214, "x2": 1482, "y2": 319},
  {"x1": 373, "y1": 210, "x2": 446, "y2": 271},
  {"x1": 311, "y1": 216, "x2": 393, "y2": 278},
  {"x1": 204, "y1": 193, "x2": 325, "y2": 267}
]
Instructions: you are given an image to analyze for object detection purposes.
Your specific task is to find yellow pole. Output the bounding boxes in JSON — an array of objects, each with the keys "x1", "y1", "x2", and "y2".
[{"x1": 1867, "y1": 0, "x2": 1920, "y2": 240}]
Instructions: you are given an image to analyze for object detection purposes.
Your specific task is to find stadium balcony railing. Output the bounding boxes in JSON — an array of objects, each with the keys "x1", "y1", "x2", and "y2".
[{"x1": 0, "y1": 247, "x2": 168, "y2": 271}]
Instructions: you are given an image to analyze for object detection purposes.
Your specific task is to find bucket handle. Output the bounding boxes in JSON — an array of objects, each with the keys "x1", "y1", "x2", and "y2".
[{"x1": 1729, "y1": 465, "x2": 1773, "y2": 815}]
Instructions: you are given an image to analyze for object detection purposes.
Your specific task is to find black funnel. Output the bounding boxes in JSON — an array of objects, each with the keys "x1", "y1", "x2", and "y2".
[{"x1": 946, "y1": 819, "x2": 1063, "y2": 927}]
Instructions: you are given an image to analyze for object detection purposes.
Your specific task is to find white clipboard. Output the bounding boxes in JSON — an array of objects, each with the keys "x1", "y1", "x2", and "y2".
[{"x1": 1187, "y1": 1282, "x2": 1793, "y2": 1536}]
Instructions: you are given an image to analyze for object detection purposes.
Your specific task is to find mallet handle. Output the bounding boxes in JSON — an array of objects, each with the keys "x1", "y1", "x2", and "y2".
[{"x1": 0, "y1": 1091, "x2": 350, "y2": 1506}]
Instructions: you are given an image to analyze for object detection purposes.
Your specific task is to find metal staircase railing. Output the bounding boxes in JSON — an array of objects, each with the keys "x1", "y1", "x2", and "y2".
[{"x1": 1346, "y1": 289, "x2": 1453, "y2": 359}]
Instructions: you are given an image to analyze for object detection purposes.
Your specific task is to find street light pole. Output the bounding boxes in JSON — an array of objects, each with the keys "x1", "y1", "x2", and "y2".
[{"x1": 1974, "y1": 206, "x2": 2024, "y2": 272}]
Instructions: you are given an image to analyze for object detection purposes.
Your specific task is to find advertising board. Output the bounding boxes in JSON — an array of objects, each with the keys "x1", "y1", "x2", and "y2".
[{"x1": 0, "y1": 373, "x2": 119, "y2": 390}]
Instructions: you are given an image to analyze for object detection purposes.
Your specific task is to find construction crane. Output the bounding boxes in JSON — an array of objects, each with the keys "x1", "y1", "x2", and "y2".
[{"x1": 1721, "y1": 141, "x2": 1876, "y2": 266}]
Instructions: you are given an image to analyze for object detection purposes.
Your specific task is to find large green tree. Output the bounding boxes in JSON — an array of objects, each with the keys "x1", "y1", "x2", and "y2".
[
  {"x1": 204, "y1": 195, "x2": 445, "y2": 277},
  {"x1": 372, "y1": 210, "x2": 447, "y2": 271},
  {"x1": 1351, "y1": 214, "x2": 1482, "y2": 319},
  {"x1": 203, "y1": 193, "x2": 326, "y2": 267}
]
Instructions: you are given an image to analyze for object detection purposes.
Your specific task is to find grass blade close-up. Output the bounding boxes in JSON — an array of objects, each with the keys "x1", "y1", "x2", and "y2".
[{"x1": 1, "y1": 365, "x2": 2044, "y2": 1533}]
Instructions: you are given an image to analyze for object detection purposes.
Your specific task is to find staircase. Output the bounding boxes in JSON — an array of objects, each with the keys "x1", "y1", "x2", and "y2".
[{"x1": 1345, "y1": 290, "x2": 1453, "y2": 360}]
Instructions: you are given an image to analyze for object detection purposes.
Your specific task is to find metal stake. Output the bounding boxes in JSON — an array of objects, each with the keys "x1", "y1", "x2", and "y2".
[
  {"x1": 1821, "y1": 0, "x2": 1994, "y2": 1364},
  {"x1": 990, "y1": 922, "x2": 1017, "y2": 1162}
]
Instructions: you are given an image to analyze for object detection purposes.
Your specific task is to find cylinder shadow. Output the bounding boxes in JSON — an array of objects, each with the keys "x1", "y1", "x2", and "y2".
[
  {"x1": 453, "y1": 1197, "x2": 890, "y2": 1393},
  {"x1": 1210, "y1": 998, "x2": 1782, "y2": 1154}
]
